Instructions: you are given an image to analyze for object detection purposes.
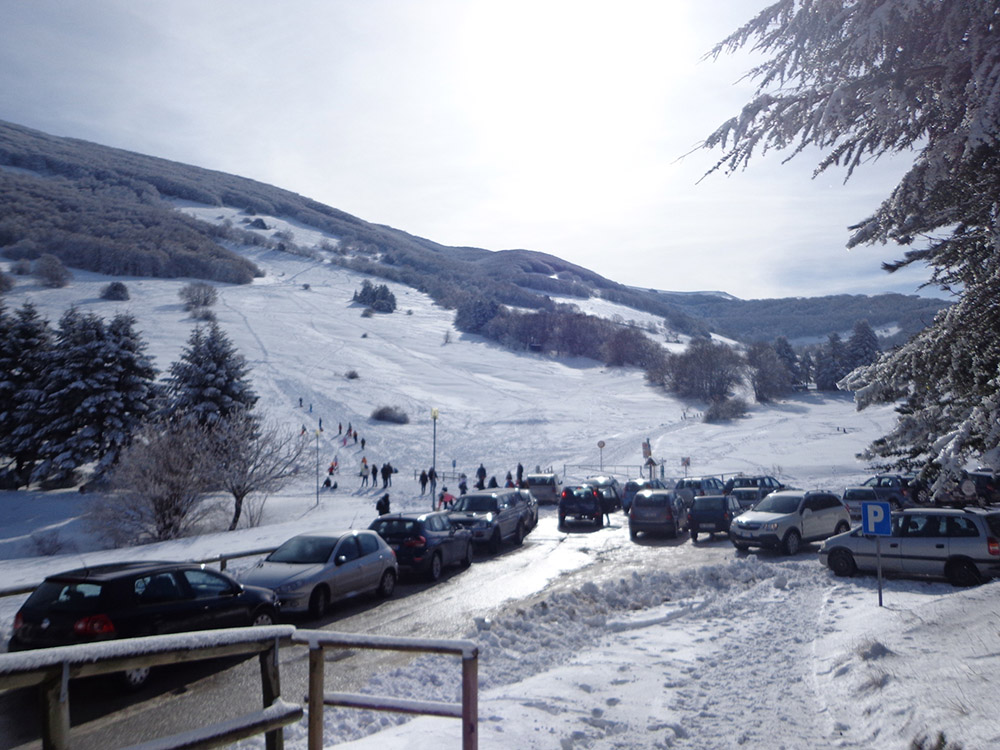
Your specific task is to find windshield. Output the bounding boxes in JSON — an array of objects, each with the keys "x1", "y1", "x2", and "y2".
[
  {"x1": 266, "y1": 536, "x2": 338, "y2": 564},
  {"x1": 753, "y1": 494, "x2": 802, "y2": 514},
  {"x1": 452, "y1": 495, "x2": 497, "y2": 513}
]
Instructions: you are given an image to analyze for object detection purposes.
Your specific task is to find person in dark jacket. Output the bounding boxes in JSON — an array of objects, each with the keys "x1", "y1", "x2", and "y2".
[
  {"x1": 420, "y1": 469, "x2": 429, "y2": 495},
  {"x1": 476, "y1": 463, "x2": 487, "y2": 490},
  {"x1": 376, "y1": 493, "x2": 390, "y2": 515}
]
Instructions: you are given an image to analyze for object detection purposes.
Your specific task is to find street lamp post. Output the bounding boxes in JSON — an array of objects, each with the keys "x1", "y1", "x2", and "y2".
[
  {"x1": 314, "y1": 429, "x2": 321, "y2": 506},
  {"x1": 431, "y1": 408, "x2": 439, "y2": 510}
]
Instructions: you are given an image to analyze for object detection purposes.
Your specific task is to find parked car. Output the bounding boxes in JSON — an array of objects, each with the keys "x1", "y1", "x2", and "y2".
[
  {"x1": 583, "y1": 476, "x2": 623, "y2": 512},
  {"x1": 729, "y1": 486, "x2": 767, "y2": 511},
  {"x1": 369, "y1": 512, "x2": 473, "y2": 581},
  {"x1": 516, "y1": 488, "x2": 539, "y2": 529},
  {"x1": 674, "y1": 476, "x2": 725, "y2": 506},
  {"x1": 858, "y1": 473, "x2": 925, "y2": 507},
  {"x1": 687, "y1": 494, "x2": 745, "y2": 542},
  {"x1": 935, "y1": 469, "x2": 1000, "y2": 507},
  {"x1": 841, "y1": 486, "x2": 879, "y2": 521},
  {"x1": 622, "y1": 478, "x2": 669, "y2": 513},
  {"x1": 8, "y1": 561, "x2": 279, "y2": 688},
  {"x1": 629, "y1": 489, "x2": 686, "y2": 539},
  {"x1": 730, "y1": 490, "x2": 851, "y2": 555},
  {"x1": 723, "y1": 475, "x2": 784, "y2": 496},
  {"x1": 238, "y1": 530, "x2": 397, "y2": 618},
  {"x1": 524, "y1": 472, "x2": 561, "y2": 504},
  {"x1": 819, "y1": 508, "x2": 1000, "y2": 586},
  {"x1": 448, "y1": 489, "x2": 529, "y2": 552},
  {"x1": 559, "y1": 485, "x2": 605, "y2": 529}
]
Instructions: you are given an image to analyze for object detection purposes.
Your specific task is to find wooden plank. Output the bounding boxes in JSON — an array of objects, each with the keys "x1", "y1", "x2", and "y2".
[{"x1": 324, "y1": 691, "x2": 463, "y2": 719}]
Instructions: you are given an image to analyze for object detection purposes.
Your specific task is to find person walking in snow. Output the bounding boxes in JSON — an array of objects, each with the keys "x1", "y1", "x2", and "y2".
[
  {"x1": 361, "y1": 437, "x2": 366, "y2": 450},
  {"x1": 458, "y1": 473, "x2": 468, "y2": 495},
  {"x1": 428, "y1": 466, "x2": 438, "y2": 497},
  {"x1": 420, "y1": 469, "x2": 429, "y2": 495},
  {"x1": 353, "y1": 430, "x2": 358, "y2": 445},
  {"x1": 376, "y1": 493, "x2": 390, "y2": 516},
  {"x1": 505, "y1": 471, "x2": 514, "y2": 488},
  {"x1": 476, "y1": 463, "x2": 487, "y2": 490},
  {"x1": 516, "y1": 462, "x2": 524, "y2": 485},
  {"x1": 360, "y1": 462, "x2": 370, "y2": 488}
]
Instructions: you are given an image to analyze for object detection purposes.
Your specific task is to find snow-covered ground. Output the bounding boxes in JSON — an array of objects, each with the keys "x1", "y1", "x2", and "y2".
[{"x1": 1, "y1": 205, "x2": 996, "y2": 749}]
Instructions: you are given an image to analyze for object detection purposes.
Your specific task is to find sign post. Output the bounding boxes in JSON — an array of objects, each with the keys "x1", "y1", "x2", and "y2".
[
  {"x1": 861, "y1": 501, "x2": 892, "y2": 607},
  {"x1": 597, "y1": 440, "x2": 605, "y2": 471}
]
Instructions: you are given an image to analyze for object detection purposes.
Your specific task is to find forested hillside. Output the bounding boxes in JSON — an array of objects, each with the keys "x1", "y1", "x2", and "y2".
[{"x1": 0, "y1": 119, "x2": 946, "y2": 345}]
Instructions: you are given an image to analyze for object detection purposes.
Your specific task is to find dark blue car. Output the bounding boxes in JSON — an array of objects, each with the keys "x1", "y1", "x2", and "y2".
[{"x1": 369, "y1": 511, "x2": 473, "y2": 581}]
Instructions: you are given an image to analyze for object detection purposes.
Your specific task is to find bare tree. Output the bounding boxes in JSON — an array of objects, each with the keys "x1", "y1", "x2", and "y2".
[
  {"x1": 210, "y1": 416, "x2": 308, "y2": 530},
  {"x1": 92, "y1": 420, "x2": 220, "y2": 545},
  {"x1": 178, "y1": 281, "x2": 218, "y2": 311},
  {"x1": 745, "y1": 342, "x2": 793, "y2": 403}
]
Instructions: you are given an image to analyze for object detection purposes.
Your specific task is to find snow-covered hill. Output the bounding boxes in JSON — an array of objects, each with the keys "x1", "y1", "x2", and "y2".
[{"x1": 2, "y1": 210, "x2": 994, "y2": 750}]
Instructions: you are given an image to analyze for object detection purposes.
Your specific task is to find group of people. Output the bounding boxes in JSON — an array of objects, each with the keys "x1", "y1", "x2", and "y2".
[{"x1": 360, "y1": 457, "x2": 395, "y2": 489}]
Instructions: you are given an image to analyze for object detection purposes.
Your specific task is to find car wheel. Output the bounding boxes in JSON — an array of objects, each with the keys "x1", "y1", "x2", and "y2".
[
  {"x1": 489, "y1": 529, "x2": 501, "y2": 554},
  {"x1": 120, "y1": 667, "x2": 151, "y2": 691},
  {"x1": 629, "y1": 526, "x2": 638, "y2": 540},
  {"x1": 946, "y1": 559, "x2": 981, "y2": 587},
  {"x1": 427, "y1": 552, "x2": 443, "y2": 582},
  {"x1": 827, "y1": 548, "x2": 856, "y2": 577},
  {"x1": 377, "y1": 569, "x2": 397, "y2": 598},
  {"x1": 734, "y1": 543, "x2": 750, "y2": 553},
  {"x1": 252, "y1": 608, "x2": 275, "y2": 627},
  {"x1": 916, "y1": 488, "x2": 930, "y2": 504},
  {"x1": 834, "y1": 520, "x2": 850, "y2": 535},
  {"x1": 558, "y1": 513, "x2": 566, "y2": 529},
  {"x1": 514, "y1": 521, "x2": 525, "y2": 546},
  {"x1": 889, "y1": 499, "x2": 901, "y2": 511},
  {"x1": 461, "y1": 542, "x2": 473, "y2": 568},
  {"x1": 783, "y1": 529, "x2": 802, "y2": 556},
  {"x1": 691, "y1": 531, "x2": 699, "y2": 543},
  {"x1": 309, "y1": 586, "x2": 330, "y2": 619},
  {"x1": 595, "y1": 514, "x2": 604, "y2": 529}
]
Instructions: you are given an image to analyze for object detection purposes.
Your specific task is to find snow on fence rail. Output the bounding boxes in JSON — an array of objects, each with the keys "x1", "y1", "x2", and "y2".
[{"x1": 0, "y1": 626, "x2": 480, "y2": 750}]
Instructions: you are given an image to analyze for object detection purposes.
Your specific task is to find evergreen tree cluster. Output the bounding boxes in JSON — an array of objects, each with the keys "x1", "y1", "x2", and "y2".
[
  {"x1": 705, "y1": 0, "x2": 1000, "y2": 485},
  {"x1": 352, "y1": 279, "x2": 397, "y2": 313},
  {"x1": 0, "y1": 303, "x2": 258, "y2": 490}
]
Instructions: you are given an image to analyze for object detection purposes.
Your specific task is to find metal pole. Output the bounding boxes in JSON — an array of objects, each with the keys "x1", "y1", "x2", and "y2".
[
  {"x1": 315, "y1": 430, "x2": 321, "y2": 506},
  {"x1": 876, "y1": 536, "x2": 883, "y2": 607}
]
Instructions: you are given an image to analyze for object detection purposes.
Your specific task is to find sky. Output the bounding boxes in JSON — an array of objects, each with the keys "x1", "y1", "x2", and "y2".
[
  {"x1": 0, "y1": 232, "x2": 992, "y2": 749},
  {"x1": 0, "y1": 0, "x2": 940, "y2": 299}
]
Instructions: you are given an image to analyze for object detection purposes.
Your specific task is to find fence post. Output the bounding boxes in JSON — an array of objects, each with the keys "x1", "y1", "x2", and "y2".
[
  {"x1": 462, "y1": 648, "x2": 478, "y2": 750},
  {"x1": 308, "y1": 645, "x2": 325, "y2": 750},
  {"x1": 41, "y1": 662, "x2": 70, "y2": 750},
  {"x1": 261, "y1": 637, "x2": 284, "y2": 750}
]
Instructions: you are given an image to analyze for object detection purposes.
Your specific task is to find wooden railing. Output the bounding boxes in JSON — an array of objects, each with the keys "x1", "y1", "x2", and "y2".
[
  {"x1": 0, "y1": 626, "x2": 480, "y2": 750},
  {"x1": 0, "y1": 625, "x2": 300, "y2": 750},
  {"x1": 292, "y1": 629, "x2": 479, "y2": 750}
]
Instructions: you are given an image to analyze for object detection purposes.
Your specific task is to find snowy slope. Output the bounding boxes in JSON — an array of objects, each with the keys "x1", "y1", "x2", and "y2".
[{"x1": 1, "y1": 205, "x2": 994, "y2": 750}]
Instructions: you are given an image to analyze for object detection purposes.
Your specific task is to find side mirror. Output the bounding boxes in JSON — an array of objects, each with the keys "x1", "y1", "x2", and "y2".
[{"x1": 335, "y1": 555, "x2": 347, "y2": 566}]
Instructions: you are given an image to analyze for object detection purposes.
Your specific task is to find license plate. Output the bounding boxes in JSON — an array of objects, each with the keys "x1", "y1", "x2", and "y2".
[{"x1": 699, "y1": 523, "x2": 715, "y2": 530}]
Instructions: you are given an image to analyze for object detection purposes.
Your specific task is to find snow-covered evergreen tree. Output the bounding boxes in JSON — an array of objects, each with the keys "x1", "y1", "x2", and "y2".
[
  {"x1": 773, "y1": 336, "x2": 801, "y2": 384},
  {"x1": 847, "y1": 319, "x2": 880, "y2": 370},
  {"x1": 165, "y1": 322, "x2": 257, "y2": 425},
  {"x1": 815, "y1": 333, "x2": 850, "y2": 391},
  {"x1": 705, "y1": 0, "x2": 1000, "y2": 480},
  {"x1": 0, "y1": 302, "x2": 53, "y2": 487}
]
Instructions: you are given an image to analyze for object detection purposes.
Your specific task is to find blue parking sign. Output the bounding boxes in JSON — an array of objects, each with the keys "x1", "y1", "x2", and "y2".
[{"x1": 861, "y1": 501, "x2": 892, "y2": 536}]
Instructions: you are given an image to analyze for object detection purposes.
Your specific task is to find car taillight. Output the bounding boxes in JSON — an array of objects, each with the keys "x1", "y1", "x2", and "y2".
[
  {"x1": 13, "y1": 612, "x2": 22, "y2": 631},
  {"x1": 73, "y1": 614, "x2": 116, "y2": 637},
  {"x1": 403, "y1": 536, "x2": 427, "y2": 548},
  {"x1": 988, "y1": 537, "x2": 999, "y2": 556}
]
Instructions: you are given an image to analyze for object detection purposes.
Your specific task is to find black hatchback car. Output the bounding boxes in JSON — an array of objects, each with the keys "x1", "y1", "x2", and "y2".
[
  {"x1": 369, "y1": 512, "x2": 473, "y2": 581},
  {"x1": 8, "y1": 561, "x2": 279, "y2": 688}
]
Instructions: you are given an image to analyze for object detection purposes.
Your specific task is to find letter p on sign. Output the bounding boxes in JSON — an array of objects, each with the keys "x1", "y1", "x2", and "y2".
[{"x1": 861, "y1": 501, "x2": 892, "y2": 536}]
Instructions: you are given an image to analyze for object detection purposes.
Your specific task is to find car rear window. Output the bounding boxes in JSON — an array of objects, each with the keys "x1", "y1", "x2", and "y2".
[
  {"x1": 693, "y1": 496, "x2": 725, "y2": 511},
  {"x1": 983, "y1": 514, "x2": 1000, "y2": 537},
  {"x1": 634, "y1": 493, "x2": 671, "y2": 507},
  {"x1": 26, "y1": 580, "x2": 104, "y2": 611},
  {"x1": 371, "y1": 519, "x2": 419, "y2": 538}
]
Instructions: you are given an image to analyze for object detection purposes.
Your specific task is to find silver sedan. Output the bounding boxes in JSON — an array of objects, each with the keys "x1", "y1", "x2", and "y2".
[{"x1": 239, "y1": 529, "x2": 398, "y2": 617}]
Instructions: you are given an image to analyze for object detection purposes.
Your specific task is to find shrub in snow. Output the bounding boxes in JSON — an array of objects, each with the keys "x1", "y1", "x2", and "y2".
[
  {"x1": 35, "y1": 253, "x2": 72, "y2": 288},
  {"x1": 703, "y1": 397, "x2": 748, "y2": 422},
  {"x1": 371, "y1": 406, "x2": 409, "y2": 424},
  {"x1": 345, "y1": 370, "x2": 359, "y2": 380},
  {"x1": 100, "y1": 281, "x2": 129, "y2": 300},
  {"x1": 179, "y1": 281, "x2": 218, "y2": 311}
]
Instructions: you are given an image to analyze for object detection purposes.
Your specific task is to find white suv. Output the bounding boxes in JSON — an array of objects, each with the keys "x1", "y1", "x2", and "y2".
[{"x1": 730, "y1": 490, "x2": 850, "y2": 555}]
